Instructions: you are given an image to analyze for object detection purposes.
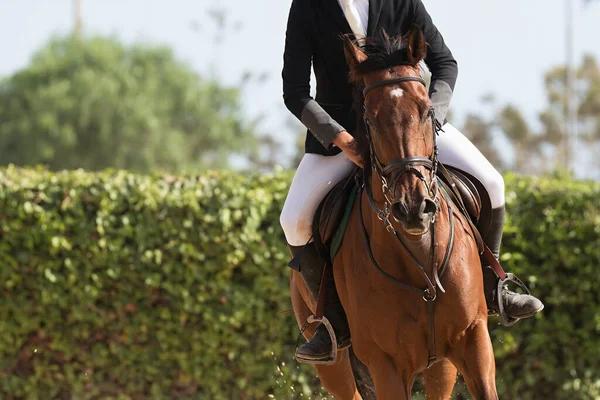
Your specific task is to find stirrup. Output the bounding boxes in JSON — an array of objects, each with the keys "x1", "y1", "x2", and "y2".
[
  {"x1": 295, "y1": 315, "x2": 339, "y2": 365},
  {"x1": 496, "y1": 272, "x2": 532, "y2": 327}
]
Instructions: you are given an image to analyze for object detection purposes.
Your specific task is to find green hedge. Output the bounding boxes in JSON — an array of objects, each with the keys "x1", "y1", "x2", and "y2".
[{"x1": 0, "y1": 166, "x2": 598, "y2": 399}]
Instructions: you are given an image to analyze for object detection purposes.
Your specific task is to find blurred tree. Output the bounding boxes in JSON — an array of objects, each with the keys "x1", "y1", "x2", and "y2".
[
  {"x1": 459, "y1": 94, "x2": 506, "y2": 170},
  {"x1": 285, "y1": 114, "x2": 306, "y2": 169},
  {"x1": 458, "y1": 55, "x2": 600, "y2": 177},
  {"x1": 498, "y1": 104, "x2": 544, "y2": 173},
  {"x1": 577, "y1": 55, "x2": 600, "y2": 139},
  {"x1": 292, "y1": 132, "x2": 305, "y2": 169},
  {"x1": 198, "y1": 6, "x2": 280, "y2": 171},
  {"x1": 247, "y1": 134, "x2": 284, "y2": 172},
  {"x1": 539, "y1": 54, "x2": 600, "y2": 172},
  {"x1": 461, "y1": 112, "x2": 504, "y2": 170},
  {"x1": 0, "y1": 35, "x2": 258, "y2": 172}
]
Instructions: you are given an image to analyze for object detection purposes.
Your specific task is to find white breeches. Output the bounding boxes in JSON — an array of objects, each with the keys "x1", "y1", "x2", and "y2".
[
  {"x1": 436, "y1": 123, "x2": 505, "y2": 208},
  {"x1": 280, "y1": 123, "x2": 505, "y2": 246}
]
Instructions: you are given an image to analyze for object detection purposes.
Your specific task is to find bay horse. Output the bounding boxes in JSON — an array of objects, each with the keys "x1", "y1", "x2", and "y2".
[{"x1": 290, "y1": 27, "x2": 498, "y2": 400}]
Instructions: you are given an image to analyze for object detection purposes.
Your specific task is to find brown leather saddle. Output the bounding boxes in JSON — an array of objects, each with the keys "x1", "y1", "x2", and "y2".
[
  {"x1": 438, "y1": 165, "x2": 493, "y2": 240},
  {"x1": 311, "y1": 167, "x2": 361, "y2": 262},
  {"x1": 311, "y1": 164, "x2": 492, "y2": 259}
]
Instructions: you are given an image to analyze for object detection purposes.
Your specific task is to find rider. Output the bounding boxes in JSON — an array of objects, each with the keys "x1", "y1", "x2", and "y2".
[{"x1": 280, "y1": 0, "x2": 544, "y2": 363}]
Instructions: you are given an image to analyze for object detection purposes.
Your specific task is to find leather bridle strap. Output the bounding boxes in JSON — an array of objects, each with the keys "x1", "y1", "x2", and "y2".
[
  {"x1": 363, "y1": 76, "x2": 427, "y2": 98},
  {"x1": 358, "y1": 182, "x2": 434, "y2": 298},
  {"x1": 382, "y1": 156, "x2": 434, "y2": 176}
]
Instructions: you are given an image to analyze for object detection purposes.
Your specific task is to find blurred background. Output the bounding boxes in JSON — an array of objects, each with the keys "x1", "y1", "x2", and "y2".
[
  {"x1": 1, "y1": 1, "x2": 600, "y2": 399},
  {"x1": 1, "y1": 0, "x2": 599, "y2": 176}
]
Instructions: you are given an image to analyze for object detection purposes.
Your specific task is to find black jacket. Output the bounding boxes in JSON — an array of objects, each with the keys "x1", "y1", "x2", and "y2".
[{"x1": 282, "y1": 0, "x2": 458, "y2": 156}]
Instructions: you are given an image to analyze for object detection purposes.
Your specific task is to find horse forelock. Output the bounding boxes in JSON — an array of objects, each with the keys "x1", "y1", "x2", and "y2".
[{"x1": 348, "y1": 31, "x2": 417, "y2": 83}]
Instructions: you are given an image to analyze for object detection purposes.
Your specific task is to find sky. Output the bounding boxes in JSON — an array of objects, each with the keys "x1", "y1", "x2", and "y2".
[{"x1": 1, "y1": 0, "x2": 599, "y2": 161}]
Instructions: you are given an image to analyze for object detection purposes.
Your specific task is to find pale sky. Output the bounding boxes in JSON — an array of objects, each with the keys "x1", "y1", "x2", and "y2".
[{"x1": 1, "y1": 0, "x2": 599, "y2": 161}]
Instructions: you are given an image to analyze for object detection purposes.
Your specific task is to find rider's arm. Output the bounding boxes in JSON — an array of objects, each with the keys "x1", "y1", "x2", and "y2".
[
  {"x1": 412, "y1": 0, "x2": 458, "y2": 125},
  {"x1": 282, "y1": 0, "x2": 345, "y2": 150}
]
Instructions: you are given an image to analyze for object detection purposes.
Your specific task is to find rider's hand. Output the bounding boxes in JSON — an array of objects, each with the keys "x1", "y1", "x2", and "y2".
[{"x1": 333, "y1": 131, "x2": 364, "y2": 168}]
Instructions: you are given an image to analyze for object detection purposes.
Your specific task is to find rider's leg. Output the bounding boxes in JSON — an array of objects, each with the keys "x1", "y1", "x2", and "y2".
[
  {"x1": 287, "y1": 244, "x2": 352, "y2": 361},
  {"x1": 436, "y1": 123, "x2": 543, "y2": 319},
  {"x1": 280, "y1": 151, "x2": 354, "y2": 361}
]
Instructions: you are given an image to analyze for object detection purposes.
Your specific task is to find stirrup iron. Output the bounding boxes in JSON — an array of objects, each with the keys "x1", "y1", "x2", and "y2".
[
  {"x1": 295, "y1": 314, "x2": 339, "y2": 365},
  {"x1": 496, "y1": 272, "x2": 532, "y2": 327}
]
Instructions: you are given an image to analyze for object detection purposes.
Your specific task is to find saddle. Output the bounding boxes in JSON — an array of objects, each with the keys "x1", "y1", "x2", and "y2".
[
  {"x1": 312, "y1": 167, "x2": 361, "y2": 263},
  {"x1": 437, "y1": 165, "x2": 492, "y2": 240}
]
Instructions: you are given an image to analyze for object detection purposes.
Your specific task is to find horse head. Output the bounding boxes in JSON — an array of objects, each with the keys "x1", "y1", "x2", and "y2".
[{"x1": 344, "y1": 26, "x2": 438, "y2": 236}]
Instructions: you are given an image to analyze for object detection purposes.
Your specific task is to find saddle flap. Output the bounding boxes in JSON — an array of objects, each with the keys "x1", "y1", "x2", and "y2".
[
  {"x1": 438, "y1": 165, "x2": 493, "y2": 238},
  {"x1": 448, "y1": 168, "x2": 482, "y2": 221},
  {"x1": 312, "y1": 169, "x2": 359, "y2": 260}
]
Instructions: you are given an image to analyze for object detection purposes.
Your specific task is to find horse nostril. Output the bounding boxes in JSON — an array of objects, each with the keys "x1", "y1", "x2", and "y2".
[
  {"x1": 420, "y1": 198, "x2": 437, "y2": 216},
  {"x1": 391, "y1": 202, "x2": 408, "y2": 222}
]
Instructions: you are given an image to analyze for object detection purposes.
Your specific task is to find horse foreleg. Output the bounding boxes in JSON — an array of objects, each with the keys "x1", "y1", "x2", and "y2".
[
  {"x1": 315, "y1": 350, "x2": 363, "y2": 400},
  {"x1": 290, "y1": 271, "x2": 362, "y2": 400},
  {"x1": 353, "y1": 349, "x2": 410, "y2": 400},
  {"x1": 423, "y1": 359, "x2": 457, "y2": 400},
  {"x1": 447, "y1": 319, "x2": 498, "y2": 400}
]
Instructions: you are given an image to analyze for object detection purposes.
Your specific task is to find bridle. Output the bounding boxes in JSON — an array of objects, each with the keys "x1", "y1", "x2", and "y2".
[
  {"x1": 358, "y1": 74, "x2": 455, "y2": 368},
  {"x1": 362, "y1": 75, "x2": 440, "y2": 227}
]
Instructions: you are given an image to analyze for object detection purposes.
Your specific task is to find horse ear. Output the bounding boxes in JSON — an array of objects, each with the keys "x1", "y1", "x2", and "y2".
[
  {"x1": 405, "y1": 25, "x2": 427, "y2": 64},
  {"x1": 343, "y1": 35, "x2": 368, "y2": 71}
]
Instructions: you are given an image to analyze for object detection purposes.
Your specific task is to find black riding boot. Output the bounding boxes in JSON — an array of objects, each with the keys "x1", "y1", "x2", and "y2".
[
  {"x1": 288, "y1": 243, "x2": 351, "y2": 363},
  {"x1": 483, "y1": 206, "x2": 544, "y2": 319}
]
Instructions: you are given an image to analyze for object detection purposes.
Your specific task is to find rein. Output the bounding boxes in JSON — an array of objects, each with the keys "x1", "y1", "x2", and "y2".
[{"x1": 359, "y1": 75, "x2": 455, "y2": 368}]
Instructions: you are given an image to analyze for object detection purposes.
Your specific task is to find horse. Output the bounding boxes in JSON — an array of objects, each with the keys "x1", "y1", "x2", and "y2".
[{"x1": 290, "y1": 26, "x2": 498, "y2": 400}]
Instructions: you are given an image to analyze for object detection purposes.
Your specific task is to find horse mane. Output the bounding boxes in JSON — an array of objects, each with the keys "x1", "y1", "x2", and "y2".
[
  {"x1": 348, "y1": 29, "x2": 424, "y2": 163},
  {"x1": 350, "y1": 86, "x2": 371, "y2": 163},
  {"x1": 348, "y1": 31, "x2": 415, "y2": 83}
]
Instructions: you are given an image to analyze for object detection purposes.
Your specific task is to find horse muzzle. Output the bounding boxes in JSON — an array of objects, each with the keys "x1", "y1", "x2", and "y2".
[{"x1": 391, "y1": 197, "x2": 437, "y2": 236}]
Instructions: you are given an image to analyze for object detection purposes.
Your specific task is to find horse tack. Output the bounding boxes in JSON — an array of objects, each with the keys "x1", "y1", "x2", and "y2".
[
  {"x1": 359, "y1": 164, "x2": 455, "y2": 368},
  {"x1": 360, "y1": 75, "x2": 452, "y2": 368}
]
